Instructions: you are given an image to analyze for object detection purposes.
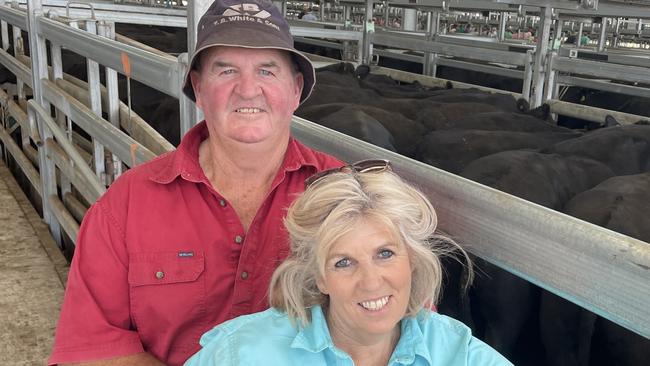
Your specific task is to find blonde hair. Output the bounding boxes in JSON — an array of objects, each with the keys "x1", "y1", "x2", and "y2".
[{"x1": 269, "y1": 169, "x2": 471, "y2": 325}]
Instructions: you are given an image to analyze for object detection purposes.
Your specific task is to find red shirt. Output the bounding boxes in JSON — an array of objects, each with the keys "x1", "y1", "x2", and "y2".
[{"x1": 49, "y1": 122, "x2": 342, "y2": 365}]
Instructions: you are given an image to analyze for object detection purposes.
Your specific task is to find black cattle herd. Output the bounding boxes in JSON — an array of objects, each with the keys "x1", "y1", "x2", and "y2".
[{"x1": 1, "y1": 24, "x2": 649, "y2": 366}]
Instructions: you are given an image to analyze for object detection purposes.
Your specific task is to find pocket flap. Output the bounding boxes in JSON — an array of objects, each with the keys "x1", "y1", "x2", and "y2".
[{"x1": 128, "y1": 251, "x2": 205, "y2": 287}]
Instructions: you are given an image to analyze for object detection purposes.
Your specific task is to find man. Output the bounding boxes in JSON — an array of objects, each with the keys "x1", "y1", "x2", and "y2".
[
  {"x1": 300, "y1": 6, "x2": 317, "y2": 21},
  {"x1": 48, "y1": 0, "x2": 342, "y2": 364}
]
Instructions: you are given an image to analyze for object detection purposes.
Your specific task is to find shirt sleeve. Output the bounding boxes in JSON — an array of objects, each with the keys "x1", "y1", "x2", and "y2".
[
  {"x1": 184, "y1": 327, "x2": 233, "y2": 366},
  {"x1": 48, "y1": 198, "x2": 144, "y2": 365},
  {"x1": 467, "y1": 336, "x2": 514, "y2": 366}
]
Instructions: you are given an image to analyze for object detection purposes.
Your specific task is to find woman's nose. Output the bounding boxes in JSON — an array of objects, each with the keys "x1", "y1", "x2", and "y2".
[{"x1": 357, "y1": 264, "x2": 383, "y2": 291}]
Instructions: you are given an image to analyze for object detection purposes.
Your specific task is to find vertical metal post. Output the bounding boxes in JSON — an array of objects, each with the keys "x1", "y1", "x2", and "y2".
[
  {"x1": 637, "y1": 18, "x2": 643, "y2": 34},
  {"x1": 27, "y1": 0, "x2": 61, "y2": 246},
  {"x1": 383, "y1": 1, "x2": 389, "y2": 27},
  {"x1": 344, "y1": 5, "x2": 351, "y2": 28},
  {"x1": 424, "y1": 11, "x2": 439, "y2": 77},
  {"x1": 84, "y1": 20, "x2": 107, "y2": 185},
  {"x1": 0, "y1": 0, "x2": 7, "y2": 51},
  {"x1": 553, "y1": 18, "x2": 563, "y2": 50},
  {"x1": 403, "y1": 8, "x2": 417, "y2": 31},
  {"x1": 612, "y1": 18, "x2": 620, "y2": 48},
  {"x1": 531, "y1": 6, "x2": 552, "y2": 108},
  {"x1": 361, "y1": 0, "x2": 374, "y2": 65},
  {"x1": 99, "y1": 21, "x2": 123, "y2": 177},
  {"x1": 577, "y1": 22, "x2": 584, "y2": 47},
  {"x1": 498, "y1": 11, "x2": 507, "y2": 41},
  {"x1": 597, "y1": 17, "x2": 607, "y2": 52},
  {"x1": 522, "y1": 50, "x2": 533, "y2": 102},
  {"x1": 544, "y1": 50, "x2": 557, "y2": 102},
  {"x1": 182, "y1": 0, "x2": 211, "y2": 137},
  {"x1": 12, "y1": 25, "x2": 25, "y2": 106},
  {"x1": 49, "y1": 40, "x2": 73, "y2": 198}
]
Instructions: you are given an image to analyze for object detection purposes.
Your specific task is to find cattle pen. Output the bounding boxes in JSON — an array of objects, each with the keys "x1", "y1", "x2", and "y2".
[{"x1": 0, "y1": 0, "x2": 648, "y2": 364}]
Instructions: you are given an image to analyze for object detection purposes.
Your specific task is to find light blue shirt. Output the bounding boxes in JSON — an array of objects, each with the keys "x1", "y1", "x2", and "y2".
[{"x1": 184, "y1": 305, "x2": 512, "y2": 365}]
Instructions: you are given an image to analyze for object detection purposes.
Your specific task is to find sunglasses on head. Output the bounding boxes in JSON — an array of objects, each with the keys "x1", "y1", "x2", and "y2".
[{"x1": 305, "y1": 159, "x2": 392, "y2": 188}]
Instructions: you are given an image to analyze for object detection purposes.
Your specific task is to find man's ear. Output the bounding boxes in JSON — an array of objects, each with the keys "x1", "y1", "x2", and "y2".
[
  {"x1": 293, "y1": 72, "x2": 304, "y2": 105},
  {"x1": 190, "y1": 70, "x2": 203, "y2": 109}
]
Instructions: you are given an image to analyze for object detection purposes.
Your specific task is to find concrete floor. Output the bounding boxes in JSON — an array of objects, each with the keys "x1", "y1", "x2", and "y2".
[{"x1": 0, "y1": 161, "x2": 68, "y2": 365}]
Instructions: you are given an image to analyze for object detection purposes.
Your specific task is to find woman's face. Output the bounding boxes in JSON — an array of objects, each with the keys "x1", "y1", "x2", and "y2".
[{"x1": 317, "y1": 218, "x2": 412, "y2": 345}]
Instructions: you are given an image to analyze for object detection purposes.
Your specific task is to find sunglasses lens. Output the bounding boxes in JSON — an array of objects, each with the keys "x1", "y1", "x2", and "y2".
[
  {"x1": 305, "y1": 160, "x2": 391, "y2": 188},
  {"x1": 354, "y1": 159, "x2": 391, "y2": 173},
  {"x1": 304, "y1": 168, "x2": 338, "y2": 187}
]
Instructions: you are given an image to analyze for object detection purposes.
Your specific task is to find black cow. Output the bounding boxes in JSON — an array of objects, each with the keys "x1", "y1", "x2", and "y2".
[
  {"x1": 460, "y1": 150, "x2": 615, "y2": 362},
  {"x1": 316, "y1": 106, "x2": 397, "y2": 152},
  {"x1": 417, "y1": 130, "x2": 581, "y2": 174},
  {"x1": 541, "y1": 172, "x2": 650, "y2": 366},
  {"x1": 297, "y1": 103, "x2": 426, "y2": 157},
  {"x1": 542, "y1": 125, "x2": 650, "y2": 175},
  {"x1": 418, "y1": 110, "x2": 562, "y2": 133}
]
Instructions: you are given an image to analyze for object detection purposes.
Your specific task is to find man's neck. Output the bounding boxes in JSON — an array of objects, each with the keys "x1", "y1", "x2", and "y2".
[
  {"x1": 199, "y1": 136, "x2": 288, "y2": 182},
  {"x1": 198, "y1": 135, "x2": 289, "y2": 231}
]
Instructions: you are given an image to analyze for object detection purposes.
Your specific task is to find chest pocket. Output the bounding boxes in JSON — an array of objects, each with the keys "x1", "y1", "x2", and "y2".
[{"x1": 128, "y1": 251, "x2": 206, "y2": 354}]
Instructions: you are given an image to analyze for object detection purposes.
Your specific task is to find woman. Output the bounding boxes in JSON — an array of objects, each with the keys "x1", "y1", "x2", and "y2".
[{"x1": 185, "y1": 160, "x2": 512, "y2": 365}]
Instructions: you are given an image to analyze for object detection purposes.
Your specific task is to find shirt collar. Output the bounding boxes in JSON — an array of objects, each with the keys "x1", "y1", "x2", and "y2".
[
  {"x1": 291, "y1": 306, "x2": 432, "y2": 365},
  {"x1": 291, "y1": 305, "x2": 334, "y2": 353},
  {"x1": 148, "y1": 121, "x2": 321, "y2": 185},
  {"x1": 389, "y1": 311, "x2": 433, "y2": 365}
]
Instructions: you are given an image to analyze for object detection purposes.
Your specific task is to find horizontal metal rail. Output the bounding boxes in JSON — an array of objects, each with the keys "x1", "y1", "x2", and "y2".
[
  {"x1": 372, "y1": 31, "x2": 528, "y2": 67},
  {"x1": 553, "y1": 56, "x2": 650, "y2": 85},
  {"x1": 0, "y1": 4, "x2": 27, "y2": 29},
  {"x1": 547, "y1": 99, "x2": 649, "y2": 125},
  {"x1": 557, "y1": 75, "x2": 650, "y2": 99},
  {"x1": 370, "y1": 64, "x2": 524, "y2": 98},
  {"x1": 290, "y1": 26, "x2": 362, "y2": 41},
  {"x1": 41, "y1": 79, "x2": 156, "y2": 167},
  {"x1": 374, "y1": 48, "x2": 525, "y2": 80},
  {"x1": 27, "y1": 100, "x2": 105, "y2": 201},
  {"x1": 39, "y1": 16, "x2": 181, "y2": 98},
  {"x1": 295, "y1": 36, "x2": 345, "y2": 50},
  {"x1": 291, "y1": 115, "x2": 650, "y2": 339},
  {"x1": 18, "y1": 0, "x2": 188, "y2": 27}
]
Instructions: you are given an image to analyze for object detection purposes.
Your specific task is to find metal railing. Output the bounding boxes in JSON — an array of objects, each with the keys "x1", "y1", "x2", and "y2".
[{"x1": 0, "y1": 0, "x2": 648, "y2": 340}]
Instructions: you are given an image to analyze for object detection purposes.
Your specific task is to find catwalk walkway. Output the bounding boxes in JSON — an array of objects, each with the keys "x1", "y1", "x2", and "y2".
[{"x1": 0, "y1": 160, "x2": 67, "y2": 365}]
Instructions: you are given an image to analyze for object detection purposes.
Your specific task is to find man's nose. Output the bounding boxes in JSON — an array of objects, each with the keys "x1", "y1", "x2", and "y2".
[{"x1": 234, "y1": 72, "x2": 261, "y2": 99}]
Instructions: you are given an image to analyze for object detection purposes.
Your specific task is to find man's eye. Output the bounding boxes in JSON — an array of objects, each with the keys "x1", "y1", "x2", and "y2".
[
  {"x1": 220, "y1": 69, "x2": 235, "y2": 75},
  {"x1": 378, "y1": 249, "x2": 394, "y2": 259},
  {"x1": 260, "y1": 69, "x2": 273, "y2": 76},
  {"x1": 334, "y1": 258, "x2": 351, "y2": 268}
]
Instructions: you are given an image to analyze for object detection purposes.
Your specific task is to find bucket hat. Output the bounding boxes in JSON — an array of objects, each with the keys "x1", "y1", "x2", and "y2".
[{"x1": 182, "y1": 0, "x2": 315, "y2": 103}]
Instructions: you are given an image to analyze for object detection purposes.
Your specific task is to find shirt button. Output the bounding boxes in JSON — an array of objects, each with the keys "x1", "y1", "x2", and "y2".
[
  {"x1": 155, "y1": 271, "x2": 164, "y2": 279},
  {"x1": 219, "y1": 199, "x2": 227, "y2": 207},
  {"x1": 234, "y1": 235, "x2": 243, "y2": 244},
  {"x1": 241, "y1": 271, "x2": 249, "y2": 280}
]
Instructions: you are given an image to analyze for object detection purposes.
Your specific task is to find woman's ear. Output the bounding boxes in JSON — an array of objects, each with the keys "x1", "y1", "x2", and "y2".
[{"x1": 316, "y1": 276, "x2": 329, "y2": 295}]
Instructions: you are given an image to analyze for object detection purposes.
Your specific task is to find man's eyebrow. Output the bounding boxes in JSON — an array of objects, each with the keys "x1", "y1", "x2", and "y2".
[
  {"x1": 210, "y1": 60, "x2": 234, "y2": 68},
  {"x1": 259, "y1": 61, "x2": 280, "y2": 68}
]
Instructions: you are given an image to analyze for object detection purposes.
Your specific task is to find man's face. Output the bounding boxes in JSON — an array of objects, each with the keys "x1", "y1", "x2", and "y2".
[{"x1": 190, "y1": 46, "x2": 304, "y2": 145}]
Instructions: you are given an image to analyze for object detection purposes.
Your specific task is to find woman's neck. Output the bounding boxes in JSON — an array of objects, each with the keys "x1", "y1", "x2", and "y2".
[{"x1": 329, "y1": 321, "x2": 401, "y2": 366}]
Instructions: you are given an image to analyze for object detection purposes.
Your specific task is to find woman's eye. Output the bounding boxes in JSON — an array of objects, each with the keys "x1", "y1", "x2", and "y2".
[
  {"x1": 378, "y1": 249, "x2": 394, "y2": 259},
  {"x1": 334, "y1": 258, "x2": 351, "y2": 268}
]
